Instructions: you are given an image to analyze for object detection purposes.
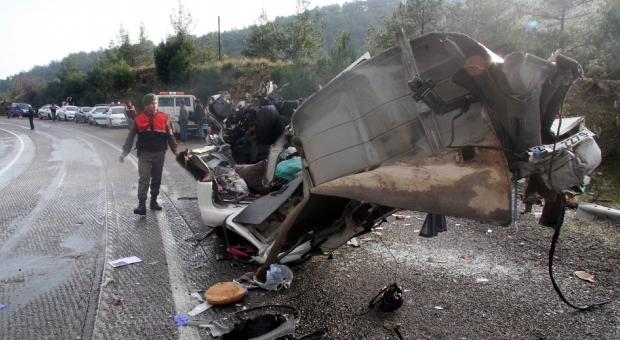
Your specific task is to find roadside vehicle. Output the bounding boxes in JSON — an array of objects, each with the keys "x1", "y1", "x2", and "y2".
[
  {"x1": 74, "y1": 107, "x2": 92, "y2": 123},
  {"x1": 88, "y1": 106, "x2": 109, "y2": 125},
  {"x1": 101, "y1": 105, "x2": 128, "y2": 128},
  {"x1": 180, "y1": 31, "x2": 600, "y2": 286},
  {"x1": 11, "y1": 102, "x2": 30, "y2": 117},
  {"x1": 156, "y1": 91, "x2": 197, "y2": 134},
  {"x1": 57, "y1": 105, "x2": 79, "y2": 121},
  {"x1": 38, "y1": 104, "x2": 52, "y2": 119}
]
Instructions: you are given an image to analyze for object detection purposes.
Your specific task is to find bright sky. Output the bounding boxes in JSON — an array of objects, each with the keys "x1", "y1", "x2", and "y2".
[{"x1": 0, "y1": 0, "x2": 345, "y2": 79}]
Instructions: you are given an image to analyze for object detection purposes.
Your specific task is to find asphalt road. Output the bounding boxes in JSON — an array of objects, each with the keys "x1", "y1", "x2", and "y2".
[{"x1": 0, "y1": 118, "x2": 618, "y2": 339}]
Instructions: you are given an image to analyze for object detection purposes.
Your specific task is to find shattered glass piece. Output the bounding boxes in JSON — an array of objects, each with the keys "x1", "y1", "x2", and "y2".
[{"x1": 188, "y1": 302, "x2": 213, "y2": 316}]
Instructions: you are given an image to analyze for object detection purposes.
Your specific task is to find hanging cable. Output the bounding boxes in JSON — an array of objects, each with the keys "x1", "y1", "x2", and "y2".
[{"x1": 547, "y1": 195, "x2": 610, "y2": 310}]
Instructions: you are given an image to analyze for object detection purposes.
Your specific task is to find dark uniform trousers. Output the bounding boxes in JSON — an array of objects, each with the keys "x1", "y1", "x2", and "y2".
[{"x1": 138, "y1": 150, "x2": 166, "y2": 200}]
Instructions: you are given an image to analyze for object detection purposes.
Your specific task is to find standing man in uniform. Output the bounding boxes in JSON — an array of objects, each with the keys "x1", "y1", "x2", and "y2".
[
  {"x1": 194, "y1": 98, "x2": 206, "y2": 140},
  {"x1": 119, "y1": 93, "x2": 179, "y2": 215},
  {"x1": 50, "y1": 103, "x2": 58, "y2": 121},
  {"x1": 178, "y1": 100, "x2": 188, "y2": 144},
  {"x1": 125, "y1": 100, "x2": 136, "y2": 130},
  {"x1": 27, "y1": 105, "x2": 35, "y2": 130}
]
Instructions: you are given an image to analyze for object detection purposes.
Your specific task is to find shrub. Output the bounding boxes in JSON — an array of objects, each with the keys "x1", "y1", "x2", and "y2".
[{"x1": 195, "y1": 64, "x2": 223, "y2": 98}]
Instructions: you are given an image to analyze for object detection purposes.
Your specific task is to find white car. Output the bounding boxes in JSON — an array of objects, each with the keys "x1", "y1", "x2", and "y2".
[
  {"x1": 57, "y1": 105, "x2": 79, "y2": 121},
  {"x1": 100, "y1": 106, "x2": 128, "y2": 128},
  {"x1": 88, "y1": 106, "x2": 110, "y2": 125},
  {"x1": 38, "y1": 104, "x2": 52, "y2": 119}
]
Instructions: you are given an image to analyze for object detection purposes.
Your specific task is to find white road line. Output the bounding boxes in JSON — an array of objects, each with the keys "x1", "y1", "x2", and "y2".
[
  {"x1": 156, "y1": 214, "x2": 201, "y2": 340},
  {"x1": 0, "y1": 127, "x2": 25, "y2": 178}
]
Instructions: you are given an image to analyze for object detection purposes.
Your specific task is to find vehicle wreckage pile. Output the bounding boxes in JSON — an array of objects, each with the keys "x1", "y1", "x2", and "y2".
[{"x1": 179, "y1": 32, "x2": 601, "y2": 289}]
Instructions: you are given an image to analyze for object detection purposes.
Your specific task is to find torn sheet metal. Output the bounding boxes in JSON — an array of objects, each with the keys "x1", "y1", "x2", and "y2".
[{"x1": 310, "y1": 136, "x2": 512, "y2": 225}]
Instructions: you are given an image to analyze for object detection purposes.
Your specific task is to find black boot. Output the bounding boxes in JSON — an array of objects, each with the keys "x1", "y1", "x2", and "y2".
[
  {"x1": 520, "y1": 203, "x2": 533, "y2": 214},
  {"x1": 134, "y1": 199, "x2": 147, "y2": 215},
  {"x1": 150, "y1": 196, "x2": 162, "y2": 210}
]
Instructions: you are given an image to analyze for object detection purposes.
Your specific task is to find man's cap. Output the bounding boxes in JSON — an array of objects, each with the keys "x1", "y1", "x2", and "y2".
[{"x1": 142, "y1": 93, "x2": 156, "y2": 105}]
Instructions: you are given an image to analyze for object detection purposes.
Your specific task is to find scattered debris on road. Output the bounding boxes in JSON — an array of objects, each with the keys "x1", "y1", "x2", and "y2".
[
  {"x1": 574, "y1": 271, "x2": 596, "y2": 282},
  {"x1": 108, "y1": 256, "x2": 142, "y2": 268}
]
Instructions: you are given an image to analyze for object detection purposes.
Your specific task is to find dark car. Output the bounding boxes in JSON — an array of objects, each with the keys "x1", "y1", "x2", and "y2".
[
  {"x1": 75, "y1": 107, "x2": 93, "y2": 123},
  {"x1": 11, "y1": 103, "x2": 30, "y2": 117}
]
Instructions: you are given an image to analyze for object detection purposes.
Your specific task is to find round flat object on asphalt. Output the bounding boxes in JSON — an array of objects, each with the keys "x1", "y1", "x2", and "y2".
[{"x1": 204, "y1": 282, "x2": 246, "y2": 305}]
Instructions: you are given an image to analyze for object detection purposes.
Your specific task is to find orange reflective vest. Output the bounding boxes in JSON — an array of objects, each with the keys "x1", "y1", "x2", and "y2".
[{"x1": 134, "y1": 112, "x2": 170, "y2": 152}]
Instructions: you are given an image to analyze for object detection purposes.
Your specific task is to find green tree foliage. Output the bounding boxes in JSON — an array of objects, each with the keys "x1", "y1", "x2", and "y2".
[
  {"x1": 195, "y1": 64, "x2": 223, "y2": 99},
  {"x1": 169, "y1": 0, "x2": 195, "y2": 36},
  {"x1": 196, "y1": 34, "x2": 220, "y2": 64},
  {"x1": 243, "y1": 1, "x2": 326, "y2": 61},
  {"x1": 532, "y1": 0, "x2": 596, "y2": 51},
  {"x1": 320, "y1": 31, "x2": 358, "y2": 79},
  {"x1": 110, "y1": 60, "x2": 136, "y2": 91},
  {"x1": 369, "y1": 0, "x2": 446, "y2": 51},
  {"x1": 273, "y1": 61, "x2": 321, "y2": 100},
  {"x1": 281, "y1": 1, "x2": 326, "y2": 61},
  {"x1": 106, "y1": 24, "x2": 154, "y2": 68},
  {"x1": 444, "y1": 0, "x2": 530, "y2": 56},
  {"x1": 242, "y1": 21, "x2": 283, "y2": 60},
  {"x1": 57, "y1": 55, "x2": 83, "y2": 82},
  {"x1": 597, "y1": 0, "x2": 620, "y2": 78},
  {"x1": 154, "y1": 34, "x2": 196, "y2": 85},
  {"x1": 55, "y1": 55, "x2": 86, "y2": 103},
  {"x1": 135, "y1": 23, "x2": 153, "y2": 67},
  {"x1": 82, "y1": 90, "x2": 105, "y2": 106},
  {"x1": 154, "y1": 0, "x2": 199, "y2": 85}
]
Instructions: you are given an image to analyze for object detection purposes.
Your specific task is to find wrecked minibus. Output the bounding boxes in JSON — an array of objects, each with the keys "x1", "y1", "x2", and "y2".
[{"x1": 179, "y1": 32, "x2": 601, "y2": 286}]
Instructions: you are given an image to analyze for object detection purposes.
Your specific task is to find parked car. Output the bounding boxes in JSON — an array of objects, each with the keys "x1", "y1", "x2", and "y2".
[
  {"x1": 11, "y1": 102, "x2": 30, "y2": 117},
  {"x1": 100, "y1": 106, "x2": 128, "y2": 128},
  {"x1": 88, "y1": 106, "x2": 109, "y2": 125},
  {"x1": 74, "y1": 107, "x2": 92, "y2": 123},
  {"x1": 38, "y1": 104, "x2": 52, "y2": 119},
  {"x1": 57, "y1": 105, "x2": 79, "y2": 121}
]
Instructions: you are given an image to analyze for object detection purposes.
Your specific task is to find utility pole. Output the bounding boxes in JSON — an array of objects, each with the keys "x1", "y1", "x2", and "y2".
[{"x1": 218, "y1": 16, "x2": 221, "y2": 61}]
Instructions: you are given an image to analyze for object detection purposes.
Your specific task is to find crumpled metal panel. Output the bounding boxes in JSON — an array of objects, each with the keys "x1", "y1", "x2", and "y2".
[
  {"x1": 310, "y1": 136, "x2": 512, "y2": 225},
  {"x1": 292, "y1": 33, "x2": 498, "y2": 187}
]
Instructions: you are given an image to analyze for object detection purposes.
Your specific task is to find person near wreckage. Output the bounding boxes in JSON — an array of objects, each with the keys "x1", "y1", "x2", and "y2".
[{"x1": 119, "y1": 93, "x2": 179, "y2": 215}]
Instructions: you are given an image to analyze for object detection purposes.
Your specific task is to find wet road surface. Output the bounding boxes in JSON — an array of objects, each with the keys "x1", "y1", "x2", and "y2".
[{"x1": 0, "y1": 118, "x2": 618, "y2": 339}]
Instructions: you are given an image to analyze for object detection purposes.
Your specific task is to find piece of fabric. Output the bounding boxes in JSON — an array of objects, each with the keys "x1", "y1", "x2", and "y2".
[
  {"x1": 235, "y1": 160, "x2": 270, "y2": 195},
  {"x1": 275, "y1": 157, "x2": 302, "y2": 181}
]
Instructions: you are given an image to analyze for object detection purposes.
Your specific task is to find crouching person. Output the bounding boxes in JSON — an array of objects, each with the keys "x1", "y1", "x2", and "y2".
[{"x1": 119, "y1": 93, "x2": 179, "y2": 215}]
